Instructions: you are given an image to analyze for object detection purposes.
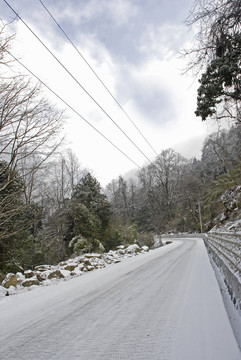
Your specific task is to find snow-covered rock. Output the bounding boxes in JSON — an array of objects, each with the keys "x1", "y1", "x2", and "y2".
[
  {"x1": 59, "y1": 270, "x2": 72, "y2": 278},
  {"x1": 48, "y1": 270, "x2": 64, "y2": 280},
  {"x1": 64, "y1": 263, "x2": 78, "y2": 271},
  {"x1": 22, "y1": 279, "x2": 40, "y2": 287},
  {"x1": 24, "y1": 270, "x2": 35, "y2": 279},
  {"x1": 141, "y1": 246, "x2": 149, "y2": 252},
  {"x1": 0, "y1": 285, "x2": 8, "y2": 297},
  {"x1": 72, "y1": 268, "x2": 83, "y2": 276},
  {"x1": 221, "y1": 185, "x2": 241, "y2": 212},
  {"x1": 86, "y1": 265, "x2": 95, "y2": 271},
  {"x1": 16, "y1": 272, "x2": 25, "y2": 283},
  {"x1": 226, "y1": 220, "x2": 241, "y2": 232},
  {"x1": 1, "y1": 243, "x2": 151, "y2": 296},
  {"x1": 2, "y1": 273, "x2": 18, "y2": 289},
  {"x1": 36, "y1": 272, "x2": 47, "y2": 282},
  {"x1": 84, "y1": 253, "x2": 103, "y2": 259},
  {"x1": 34, "y1": 265, "x2": 53, "y2": 272},
  {"x1": 210, "y1": 219, "x2": 241, "y2": 234},
  {"x1": 125, "y1": 244, "x2": 141, "y2": 254}
]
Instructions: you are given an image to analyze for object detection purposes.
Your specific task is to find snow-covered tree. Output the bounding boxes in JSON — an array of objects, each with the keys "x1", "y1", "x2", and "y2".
[
  {"x1": 65, "y1": 173, "x2": 111, "y2": 249},
  {"x1": 184, "y1": 0, "x2": 241, "y2": 123}
]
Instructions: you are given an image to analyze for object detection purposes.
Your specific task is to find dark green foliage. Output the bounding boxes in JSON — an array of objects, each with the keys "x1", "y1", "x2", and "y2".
[
  {"x1": 68, "y1": 203, "x2": 101, "y2": 240},
  {"x1": 185, "y1": 0, "x2": 241, "y2": 123},
  {"x1": 0, "y1": 161, "x2": 63, "y2": 272},
  {"x1": 102, "y1": 220, "x2": 139, "y2": 251},
  {"x1": 0, "y1": 162, "x2": 48, "y2": 272},
  {"x1": 136, "y1": 205, "x2": 155, "y2": 233},
  {"x1": 101, "y1": 224, "x2": 122, "y2": 252},
  {"x1": 65, "y1": 173, "x2": 111, "y2": 251},
  {"x1": 8, "y1": 235, "x2": 45, "y2": 272},
  {"x1": 196, "y1": 34, "x2": 241, "y2": 121},
  {"x1": 69, "y1": 235, "x2": 104, "y2": 255}
]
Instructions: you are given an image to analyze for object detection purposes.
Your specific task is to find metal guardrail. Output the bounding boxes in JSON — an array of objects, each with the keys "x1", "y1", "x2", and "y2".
[
  {"x1": 160, "y1": 233, "x2": 204, "y2": 239},
  {"x1": 205, "y1": 233, "x2": 241, "y2": 276},
  {"x1": 204, "y1": 231, "x2": 241, "y2": 310}
]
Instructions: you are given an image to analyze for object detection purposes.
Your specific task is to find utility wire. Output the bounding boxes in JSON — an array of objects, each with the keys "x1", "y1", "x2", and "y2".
[
  {"x1": 4, "y1": 0, "x2": 154, "y2": 165},
  {"x1": 37, "y1": 0, "x2": 159, "y2": 157},
  {"x1": 6, "y1": 49, "x2": 142, "y2": 170}
]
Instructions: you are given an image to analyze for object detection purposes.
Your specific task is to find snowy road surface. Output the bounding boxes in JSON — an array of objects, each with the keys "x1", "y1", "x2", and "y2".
[{"x1": 0, "y1": 238, "x2": 240, "y2": 360}]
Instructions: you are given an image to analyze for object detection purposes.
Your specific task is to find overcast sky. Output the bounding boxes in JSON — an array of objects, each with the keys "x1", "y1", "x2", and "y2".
[{"x1": 1, "y1": 0, "x2": 218, "y2": 186}]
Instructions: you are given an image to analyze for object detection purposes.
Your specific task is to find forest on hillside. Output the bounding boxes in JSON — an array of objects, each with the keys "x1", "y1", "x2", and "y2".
[
  {"x1": 0, "y1": 0, "x2": 241, "y2": 277},
  {"x1": 106, "y1": 127, "x2": 241, "y2": 235}
]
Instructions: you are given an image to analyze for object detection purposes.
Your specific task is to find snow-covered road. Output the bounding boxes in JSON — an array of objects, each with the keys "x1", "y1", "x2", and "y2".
[{"x1": 0, "y1": 238, "x2": 240, "y2": 359}]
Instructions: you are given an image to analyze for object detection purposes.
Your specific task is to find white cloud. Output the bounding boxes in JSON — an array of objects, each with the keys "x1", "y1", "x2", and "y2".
[
  {"x1": 104, "y1": 0, "x2": 138, "y2": 26},
  {"x1": 1, "y1": 0, "x2": 217, "y2": 186},
  {"x1": 139, "y1": 22, "x2": 191, "y2": 60},
  {"x1": 55, "y1": 0, "x2": 138, "y2": 27}
]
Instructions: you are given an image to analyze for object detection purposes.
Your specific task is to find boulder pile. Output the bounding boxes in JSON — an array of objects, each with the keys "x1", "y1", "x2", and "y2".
[{"x1": 0, "y1": 244, "x2": 149, "y2": 297}]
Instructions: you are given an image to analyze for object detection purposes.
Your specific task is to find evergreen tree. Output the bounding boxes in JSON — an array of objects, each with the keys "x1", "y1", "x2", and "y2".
[
  {"x1": 65, "y1": 173, "x2": 111, "y2": 250},
  {"x1": 185, "y1": 0, "x2": 241, "y2": 123}
]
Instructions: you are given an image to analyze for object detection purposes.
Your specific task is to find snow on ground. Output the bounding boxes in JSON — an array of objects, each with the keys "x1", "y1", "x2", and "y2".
[
  {"x1": 168, "y1": 238, "x2": 240, "y2": 360},
  {"x1": 210, "y1": 219, "x2": 241, "y2": 233},
  {"x1": 0, "y1": 238, "x2": 240, "y2": 359}
]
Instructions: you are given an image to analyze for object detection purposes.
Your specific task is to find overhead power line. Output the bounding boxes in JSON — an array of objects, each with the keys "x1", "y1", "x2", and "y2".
[
  {"x1": 6, "y1": 50, "x2": 142, "y2": 170},
  {"x1": 37, "y1": 0, "x2": 159, "y2": 157},
  {"x1": 4, "y1": 0, "x2": 154, "y2": 165}
]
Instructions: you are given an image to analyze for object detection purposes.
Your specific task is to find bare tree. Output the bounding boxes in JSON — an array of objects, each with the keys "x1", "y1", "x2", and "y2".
[
  {"x1": 201, "y1": 126, "x2": 241, "y2": 181},
  {"x1": 46, "y1": 150, "x2": 88, "y2": 210},
  {"x1": 65, "y1": 149, "x2": 86, "y2": 192},
  {"x1": 0, "y1": 78, "x2": 64, "y2": 174},
  {"x1": 184, "y1": 0, "x2": 241, "y2": 72},
  {"x1": 0, "y1": 26, "x2": 66, "y2": 270},
  {"x1": 138, "y1": 149, "x2": 188, "y2": 232},
  {"x1": 0, "y1": 21, "x2": 15, "y2": 68}
]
